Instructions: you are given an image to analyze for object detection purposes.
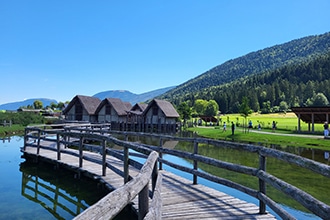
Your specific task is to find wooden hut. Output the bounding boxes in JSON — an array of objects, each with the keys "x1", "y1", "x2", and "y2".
[
  {"x1": 62, "y1": 95, "x2": 101, "y2": 122},
  {"x1": 143, "y1": 99, "x2": 179, "y2": 132},
  {"x1": 127, "y1": 103, "x2": 148, "y2": 131},
  {"x1": 96, "y1": 98, "x2": 132, "y2": 130}
]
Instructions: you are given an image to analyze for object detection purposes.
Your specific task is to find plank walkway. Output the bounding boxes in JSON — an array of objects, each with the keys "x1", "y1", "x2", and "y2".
[{"x1": 22, "y1": 140, "x2": 276, "y2": 220}]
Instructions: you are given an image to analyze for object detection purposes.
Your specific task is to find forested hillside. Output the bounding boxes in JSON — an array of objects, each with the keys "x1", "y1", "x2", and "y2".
[
  {"x1": 199, "y1": 52, "x2": 330, "y2": 113},
  {"x1": 159, "y1": 32, "x2": 330, "y2": 113}
]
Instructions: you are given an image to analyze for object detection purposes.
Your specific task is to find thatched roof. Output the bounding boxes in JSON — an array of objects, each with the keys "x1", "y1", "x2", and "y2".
[
  {"x1": 124, "y1": 102, "x2": 133, "y2": 111},
  {"x1": 129, "y1": 103, "x2": 148, "y2": 115},
  {"x1": 63, "y1": 95, "x2": 101, "y2": 115},
  {"x1": 144, "y1": 99, "x2": 179, "y2": 118},
  {"x1": 132, "y1": 103, "x2": 148, "y2": 112},
  {"x1": 96, "y1": 98, "x2": 131, "y2": 116}
]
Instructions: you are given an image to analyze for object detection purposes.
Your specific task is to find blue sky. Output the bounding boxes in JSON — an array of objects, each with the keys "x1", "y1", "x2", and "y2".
[{"x1": 1, "y1": 0, "x2": 330, "y2": 104}]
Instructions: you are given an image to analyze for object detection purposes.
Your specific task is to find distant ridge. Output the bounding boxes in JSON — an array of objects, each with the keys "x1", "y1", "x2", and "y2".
[
  {"x1": 0, "y1": 98, "x2": 58, "y2": 111},
  {"x1": 0, "y1": 86, "x2": 176, "y2": 111},
  {"x1": 93, "y1": 86, "x2": 176, "y2": 104}
]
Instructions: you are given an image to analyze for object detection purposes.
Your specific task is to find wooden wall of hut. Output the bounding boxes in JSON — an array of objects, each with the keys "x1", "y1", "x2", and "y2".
[{"x1": 108, "y1": 121, "x2": 179, "y2": 133}]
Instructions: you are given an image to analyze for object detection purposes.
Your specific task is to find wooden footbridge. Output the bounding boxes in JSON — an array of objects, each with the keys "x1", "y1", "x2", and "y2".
[{"x1": 21, "y1": 123, "x2": 330, "y2": 220}]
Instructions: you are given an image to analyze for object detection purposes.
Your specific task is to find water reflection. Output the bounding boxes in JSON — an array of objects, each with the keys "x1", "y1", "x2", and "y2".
[
  {"x1": 0, "y1": 136, "x2": 11, "y2": 143},
  {"x1": 19, "y1": 161, "x2": 109, "y2": 219},
  {"x1": 262, "y1": 143, "x2": 330, "y2": 165}
]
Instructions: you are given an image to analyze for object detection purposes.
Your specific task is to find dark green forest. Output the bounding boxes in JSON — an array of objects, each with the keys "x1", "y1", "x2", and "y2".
[{"x1": 159, "y1": 32, "x2": 330, "y2": 113}]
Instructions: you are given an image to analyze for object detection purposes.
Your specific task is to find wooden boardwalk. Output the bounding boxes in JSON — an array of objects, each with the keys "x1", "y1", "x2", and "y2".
[{"x1": 22, "y1": 140, "x2": 276, "y2": 219}]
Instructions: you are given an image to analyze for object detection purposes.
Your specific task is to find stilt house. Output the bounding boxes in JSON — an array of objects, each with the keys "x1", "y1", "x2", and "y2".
[
  {"x1": 143, "y1": 99, "x2": 180, "y2": 132},
  {"x1": 127, "y1": 103, "x2": 148, "y2": 131},
  {"x1": 96, "y1": 98, "x2": 132, "y2": 124},
  {"x1": 62, "y1": 95, "x2": 101, "y2": 122}
]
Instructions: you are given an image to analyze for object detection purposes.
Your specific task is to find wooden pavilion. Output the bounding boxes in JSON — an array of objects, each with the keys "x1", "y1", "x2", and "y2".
[{"x1": 291, "y1": 106, "x2": 330, "y2": 133}]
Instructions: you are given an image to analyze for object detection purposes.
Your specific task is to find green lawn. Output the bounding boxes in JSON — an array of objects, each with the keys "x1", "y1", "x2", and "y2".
[
  {"x1": 188, "y1": 113, "x2": 330, "y2": 150},
  {"x1": 217, "y1": 112, "x2": 324, "y2": 132}
]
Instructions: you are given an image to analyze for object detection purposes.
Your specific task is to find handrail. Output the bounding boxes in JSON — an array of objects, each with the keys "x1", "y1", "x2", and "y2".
[
  {"x1": 73, "y1": 151, "x2": 159, "y2": 220},
  {"x1": 24, "y1": 126, "x2": 160, "y2": 219},
  {"x1": 144, "y1": 172, "x2": 163, "y2": 220},
  {"x1": 23, "y1": 124, "x2": 330, "y2": 219}
]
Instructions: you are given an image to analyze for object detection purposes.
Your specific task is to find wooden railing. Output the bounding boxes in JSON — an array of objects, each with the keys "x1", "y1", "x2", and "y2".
[
  {"x1": 23, "y1": 124, "x2": 330, "y2": 220},
  {"x1": 23, "y1": 124, "x2": 161, "y2": 220},
  {"x1": 74, "y1": 151, "x2": 161, "y2": 220}
]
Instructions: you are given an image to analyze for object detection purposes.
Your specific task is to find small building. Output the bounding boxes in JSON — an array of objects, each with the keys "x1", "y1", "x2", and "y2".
[
  {"x1": 128, "y1": 103, "x2": 148, "y2": 120},
  {"x1": 62, "y1": 95, "x2": 101, "y2": 122},
  {"x1": 199, "y1": 115, "x2": 218, "y2": 125},
  {"x1": 130, "y1": 103, "x2": 148, "y2": 114},
  {"x1": 291, "y1": 106, "x2": 330, "y2": 133},
  {"x1": 96, "y1": 98, "x2": 132, "y2": 130},
  {"x1": 127, "y1": 103, "x2": 148, "y2": 131},
  {"x1": 143, "y1": 99, "x2": 180, "y2": 132},
  {"x1": 62, "y1": 95, "x2": 180, "y2": 132}
]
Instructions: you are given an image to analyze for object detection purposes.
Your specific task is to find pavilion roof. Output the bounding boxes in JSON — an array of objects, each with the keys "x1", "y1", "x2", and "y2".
[{"x1": 291, "y1": 106, "x2": 330, "y2": 123}]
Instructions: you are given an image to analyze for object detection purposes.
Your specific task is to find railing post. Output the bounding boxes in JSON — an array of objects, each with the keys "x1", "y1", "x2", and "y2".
[
  {"x1": 23, "y1": 128, "x2": 28, "y2": 150},
  {"x1": 159, "y1": 138, "x2": 163, "y2": 170},
  {"x1": 57, "y1": 133, "x2": 61, "y2": 160},
  {"x1": 152, "y1": 158, "x2": 158, "y2": 194},
  {"x1": 193, "y1": 140, "x2": 198, "y2": 185},
  {"x1": 67, "y1": 128, "x2": 71, "y2": 146},
  {"x1": 63, "y1": 133, "x2": 67, "y2": 149},
  {"x1": 79, "y1": 136, "x2": 84, "y2": 168},
  {"x1": 138, "y1": 183, "x2": 149, "y2": 220},
  {"x1": 37, "y1": 129, "x2": 41, "y2": 155},
  {"x1": 100, "y1": 124, "x2": 104, "y2": 135},
  {"x1": 259, "y1": 154, "x2": 266, "y2": 214},
  {"x1": 124, "y1": 134, "x2": 129, "y2": 183},
  {"x1": 102, "y1": 139, "x2": 107, "y2": 176}
]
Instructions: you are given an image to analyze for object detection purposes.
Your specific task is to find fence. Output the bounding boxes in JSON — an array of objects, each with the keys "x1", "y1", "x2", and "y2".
[{"x1": 23, "y1": 123, "x2": 330, "y2": 219}]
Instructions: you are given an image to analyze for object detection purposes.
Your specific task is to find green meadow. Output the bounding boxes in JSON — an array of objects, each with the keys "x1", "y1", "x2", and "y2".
[
  {"x1": 188, "y1": 113, "x2": 330, "y2": 150},
  {"x1": 217, "y1": 112, "x2": 323, "y2": 132}
]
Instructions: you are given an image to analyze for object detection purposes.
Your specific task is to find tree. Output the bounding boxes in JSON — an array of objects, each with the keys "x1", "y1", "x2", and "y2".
[
  {"x1": 239, "y1": 96, "x2": 253, "y2": 133},
  {"x1": 261, "y1": 101, "x2": 271, "y2": 114},
  {"x1": 177, "y1": 102, "x2": 192, "y2": 128},
  {"x1": 312, "y1": 93, "x2": 329, "y2": 106},
  {"x1": 204, "y1": 100, "x2": 219, "y2": 117},
  {"x1": 50, "y1": 102, "x2": 58, "y2": 110},
  {"x1": 57, "y1": 102, "x2": 65, "y2": 109},
  {"x1": 250, "y1": 92, "x2": 260, "y2": 112},
  {"x1": 194, "y1": 99, "x2": 207, "y2": 115},
  {"x1": 240, "y1": 97, "x2": 253, "y2": 117},
  {"x1": 279, "y1": 101, "x2": 288, "y2": 113},
  {"x1": 33, "y1": 100, "x2": 43, "y2": 109}
]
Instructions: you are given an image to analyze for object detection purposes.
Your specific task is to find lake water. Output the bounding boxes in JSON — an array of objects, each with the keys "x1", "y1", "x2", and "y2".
[
  {"x1": 1, "y1": 135, "x2": 328, "y2": 219},
  {"x1": 126, "y1": 134, "x2": 328, "y2": 220},
  {"x1": 0, "y1": 136, "x2": 135, "y2": 220}
]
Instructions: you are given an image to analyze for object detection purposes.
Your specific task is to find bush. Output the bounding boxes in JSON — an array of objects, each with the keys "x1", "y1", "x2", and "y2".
[{"x1": 0, "y1": 112, "x2": 45, "y2": 126}]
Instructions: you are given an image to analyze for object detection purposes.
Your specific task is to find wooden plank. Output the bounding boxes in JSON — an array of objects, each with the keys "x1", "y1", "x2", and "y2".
[{"x1": 22, "y1": 144, "x2": 276, "y2": 220}]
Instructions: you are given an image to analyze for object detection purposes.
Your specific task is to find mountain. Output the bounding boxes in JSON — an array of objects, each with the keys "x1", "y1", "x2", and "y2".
[
  {"x1": 93, "y1": 86, "x2": 176, "y2": 104},
  {"x1": 159, "y1": 32, "x2": 330, "y2": 105},
  {"x1": 207, "y1": 51, "x2": 330, "y2": 113},
  {"x1": 0, "y1": 98, "x2": 58, "y2": 111},
  {"x1": 0, "y1": 87, "x2": 175, "y2": 111}
]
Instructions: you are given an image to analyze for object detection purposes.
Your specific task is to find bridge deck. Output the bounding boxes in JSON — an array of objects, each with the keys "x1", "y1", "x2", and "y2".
[{"x1": 22, "y1": 142, "x2": 276, "y2": 220}]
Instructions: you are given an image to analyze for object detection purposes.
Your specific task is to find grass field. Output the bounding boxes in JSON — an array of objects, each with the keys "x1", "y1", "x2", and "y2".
[
  {"x1": 218, "y1": 112, "x2": 324, "y2": 132},
  {"x1": 188, "y1": 112, "x2": 330, "y2": 150}
]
